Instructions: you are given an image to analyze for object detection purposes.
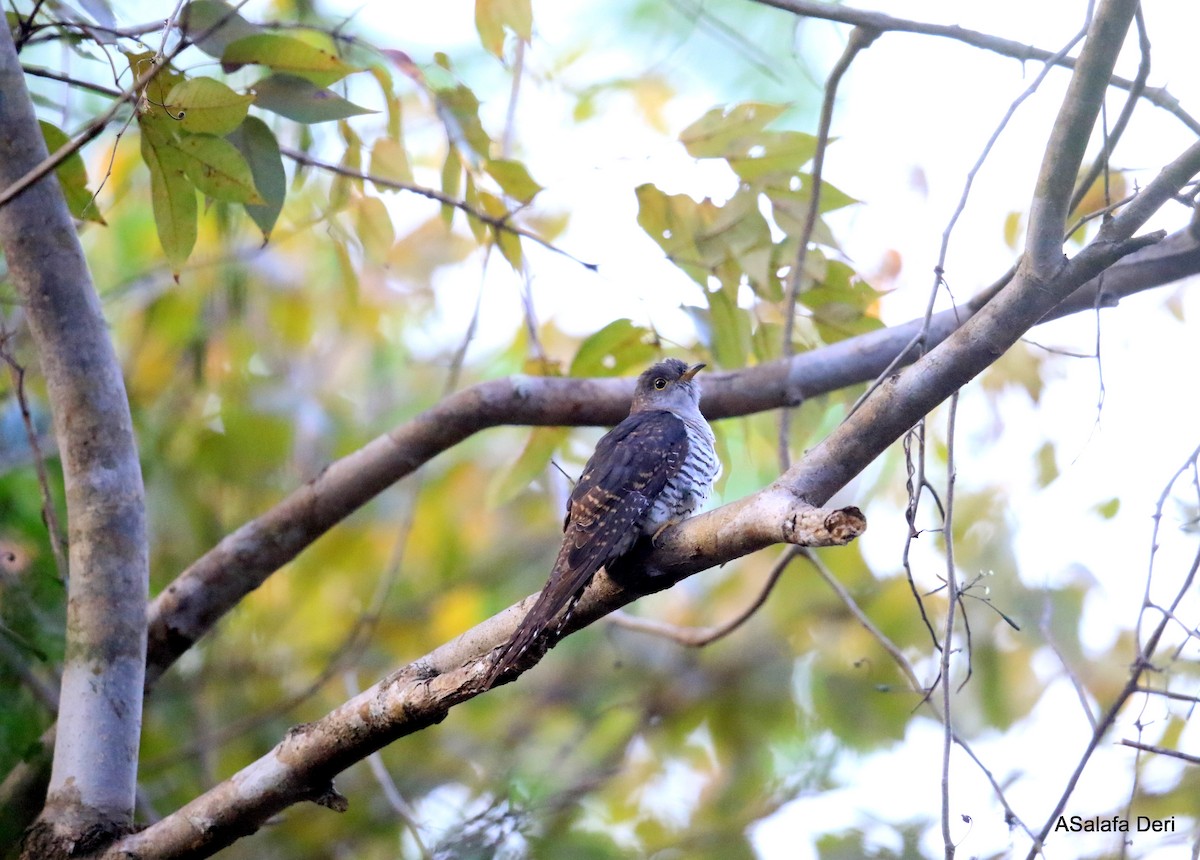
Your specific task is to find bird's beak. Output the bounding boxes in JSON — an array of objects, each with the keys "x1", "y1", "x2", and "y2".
[{"x1": 680, "y1": 363, "x2": 706, "y2": 382}]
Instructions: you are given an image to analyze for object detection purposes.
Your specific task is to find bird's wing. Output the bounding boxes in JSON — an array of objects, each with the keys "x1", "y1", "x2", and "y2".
[
  {"x1": 485, "y1": 411, "x2": 688, "y2": 687},
  {"x1": 562, "y1": 409, "x2": 688, "y2": 573}
]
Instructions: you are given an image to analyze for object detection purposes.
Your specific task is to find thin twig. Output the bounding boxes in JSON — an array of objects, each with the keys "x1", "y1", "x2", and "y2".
[
  {"x1": 778, "y1": 25, "x2": 877, "y2": 471},
  {"x1": 751, "y1": 0, "x2": 1200, "y2": 135},
  {"x1": 20, "y1": 64, "x2": 124, "y2": 98},
  {"x1": 1039, "y1": 598, "x2": 1097, "y2": 731},
  {"x1": 1117, "y1": 739, "x2": 1200, "y2": 767},
  {"x1": 939, "y1": 392, "x2": 960, "y2": 860},
  {"x1": 0, "y1": 330, "x2": 68, "y2": 582},
  {"x1": 610, "y1": 546, "x2": 800, "y2": 646},
  {"x1": 802, "y1": 544, "x2": 1039, "y2": 846},
  {"x1": 279, "y1": 146, "x2": 597, "y2": 273},
  {"x1": 1027, "y1": 447, "x2": 1200, "y2": 859},
  {"x1": 501, "y1": 38, "x2": 524, "y2": 159},
  {"x1": 901, "y1": 425, "x2": 941, "y2": 649},
  {"x1": 1134, "y1": 686, "x2": 1200, "y2": 706},
  {"x1": 0, "y1": 0, "x2": 258, "y2": 210},
  {"x1": 931, "y1": 19, "x2": 1089, "y2": 325},
  {"x1": 0, "y1": 628, "x2": 58, "y2": 713},
  {"x1": 800, "y1": 547, "x2": 920, "y2": 690}
]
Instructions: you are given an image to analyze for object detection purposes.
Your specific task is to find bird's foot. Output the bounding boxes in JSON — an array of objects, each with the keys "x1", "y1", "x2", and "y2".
[{"x1": 651, "y1": 519, "x2": 680, "y2": 547}]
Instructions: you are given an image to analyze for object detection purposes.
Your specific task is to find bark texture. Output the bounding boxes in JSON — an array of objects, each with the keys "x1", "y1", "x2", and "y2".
[{"x1": 0, "y1": 23, "x2": 148, "y2": 853}]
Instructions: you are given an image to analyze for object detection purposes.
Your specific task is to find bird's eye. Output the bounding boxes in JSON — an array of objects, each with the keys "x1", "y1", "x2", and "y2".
[{"x1": 653, "y1": 377, "x2": 668, "y2": 390}]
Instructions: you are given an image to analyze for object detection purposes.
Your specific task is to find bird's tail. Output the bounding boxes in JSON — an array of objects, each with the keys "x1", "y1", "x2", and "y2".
[{"x1": 483, "y1": 546, "x2": 597, "y2": 689}]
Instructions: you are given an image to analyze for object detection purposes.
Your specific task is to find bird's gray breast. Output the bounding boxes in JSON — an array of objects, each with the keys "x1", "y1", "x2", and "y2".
[{"x1": 643, "y1": 414, "x2": 720, "y2": 534}]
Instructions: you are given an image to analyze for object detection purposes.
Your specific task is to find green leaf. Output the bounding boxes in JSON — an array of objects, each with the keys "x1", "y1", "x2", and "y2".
[
  {"x1": 462, "y1": 173, "x2": 488, "y2": 242},
  {"x1": 181, "y1": 0, "x2": 260, "y2": 57},
  {"x1": 475, "y1": 0, "x2": 532, "y2": 58},
  {"x1": 695, "y1": 190, "x2": 773, "y2": 287},
  {"x1": 327, "y1": 129, "x2": 362, "y2": 212},
  {"x1": 222, "y1": 34, "x2": 357, "y2": 87},
  {"x1": 495, "y1": 225, "x2": 523, "y2": 270},
  {"x1": 800, "y1": 259, "x2": 883, "y2": 342},
  {"x1": 705, "y1": 285, "x2": 751, "y2": 368},
  {"x1": 139, "y1": 119, "x2": 197, "y2": 273},
  {"x1": 635, "y1": 183, "x2": 706, "y2": 286},
  {"x1": 165, "y1": 77, "x2": 254, "y2": 135},
  {"x1": 250, "y1": 74, "x2": 374, "y2": 123},
  {"x1": 727, "y1": 131, "x2": 818, "y2": 183},
  {"x1": 569, "y1": 319, "x2": 658, "y2": 377},
  {"x1": 765, "y1": 186, "x2": 842, "y2": 247},
  {"x1": 486, "y1": 427, "x2": 567, "y2": 507},
  {"x1": 175, "y1": 133, "x2": 264, "y2": 204},
  {"x1": 367, "y1": 64, "x2": 402, "y2": 139},
  {"x1": 1094, "y1": 497, "x2": 1120, "y2": 519},
  {"x1": 433, "y1": 84, "x2": 491, "y2": 163},
  {"x1": 227, "y1": 116, "x2": 285, "y2": 238},
  {"x1": 38, "y1": 121, "x2": 104, "y2": 224},
  {"x1": 485, "y1": 158, "x2": 541, "y2": 204},
  {"x1": 679, "y1": 102, "x2": 787, "y2": 158},
  {"x1": 440, "y1": 147, "x2": 463, "y2": 226}
]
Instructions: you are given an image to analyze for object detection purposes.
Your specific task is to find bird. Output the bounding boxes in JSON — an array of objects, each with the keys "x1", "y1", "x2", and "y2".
[{"x1": 484, "y1": 358, "x2": 720, "y2": 689}]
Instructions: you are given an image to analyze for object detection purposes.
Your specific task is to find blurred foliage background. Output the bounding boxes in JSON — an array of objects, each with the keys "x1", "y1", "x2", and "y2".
[{"x1": 2, "y1": 0, "x2": 1200, "y2": 858}]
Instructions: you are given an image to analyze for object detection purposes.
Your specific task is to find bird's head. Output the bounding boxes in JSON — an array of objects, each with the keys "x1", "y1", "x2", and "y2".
[{"x1": 630, "y1": 358, "x2": 705, "y2": 413}]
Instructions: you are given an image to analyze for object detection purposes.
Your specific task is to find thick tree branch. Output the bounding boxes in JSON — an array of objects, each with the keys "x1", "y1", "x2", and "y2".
[
  {"x1": 1025, "y1": 0, "x2": 1139, "y2": 276},
  {"x1": 110, "y1": 146, "x2": 1200, "y2": 857},
  {"x1": 0, "y1": 21, "x2": 147, "y2": 849},
  {"x1": 101, "y1": 201, "x2": 1194, "y2": 856},
  {"x1": 1068, "y1": 7, "x2": 1151, "y2": 215},
  {"x1": 143, "y1": 218, "x2": 1198, "y2": 693},
  {"x1": 107, "y1": 500, "x2": 864, "y2": 859},
  {"x1": 109, "y1": 137, "x2": 1200, "y2": 860},
  {"x1": 786, "y1": 114, "x2": 1199, "y2": 512}
]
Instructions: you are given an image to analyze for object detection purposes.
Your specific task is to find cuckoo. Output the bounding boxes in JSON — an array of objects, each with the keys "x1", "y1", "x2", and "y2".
[{"x1": 485, "y1": 358, "x2": 720, "y2": 688}]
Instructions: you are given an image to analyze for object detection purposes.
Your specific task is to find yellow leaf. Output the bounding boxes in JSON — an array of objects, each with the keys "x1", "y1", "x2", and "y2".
[{"x1": 222, "y1": 33, "x2": 357, "y2": 87}]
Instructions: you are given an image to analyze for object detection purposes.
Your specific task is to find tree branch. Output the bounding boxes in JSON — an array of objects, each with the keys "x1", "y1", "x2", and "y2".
[
  {"x1": 0, "y1": 0, "x2": 254, "y2": 210},
  {"x1": 750, "y1": 0, "x2": 1200, "y2": 135},
  {"x1": 784, "y1": 0, "x2": 1161, "y2": 509},
  {"x1": 0, "y1": 21, "x2": 147, "y2": 849},
  {"x1": 142, "y1": 217, "x2": 1197, "y2": 693},
  {"x1": 1068, "y1": 6, "x2": 1151, "y2": 215},
  {"x1": 1025, "y1": 0, "x2": 1139, "y2": 277},
  {"x1": 106, "y1": 501, "x2": 865, "y2": 859},
  {"x1": 780, "y1": 26, "x2": 877, "y2": 468},
  {"x1": 106, "y1": 131, "x2": 1200, "y2": 859},
  {"x1": 279, "y1": 146, "x2": 597, "y2": 271}
]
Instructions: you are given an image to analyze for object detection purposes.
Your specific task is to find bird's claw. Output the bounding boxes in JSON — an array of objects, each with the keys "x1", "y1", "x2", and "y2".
[{"x1": 651, "y1": 520, "x2": 679, "y2": 547}]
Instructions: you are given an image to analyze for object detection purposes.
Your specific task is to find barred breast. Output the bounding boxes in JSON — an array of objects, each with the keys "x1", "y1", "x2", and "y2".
[{"x1": 642, "y1": 414, "x2": 720, "y2": 535}]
